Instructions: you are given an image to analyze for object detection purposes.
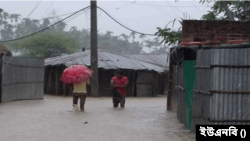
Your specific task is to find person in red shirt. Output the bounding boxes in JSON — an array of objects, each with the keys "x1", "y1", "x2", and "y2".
[{"x1": 111, "y1": 70, "x2": 128, "y2": 108}]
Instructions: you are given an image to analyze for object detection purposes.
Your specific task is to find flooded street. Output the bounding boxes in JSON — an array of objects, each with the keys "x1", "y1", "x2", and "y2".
[{"x1": 0, "y1": 95, "x2": 195, "y2": 141}]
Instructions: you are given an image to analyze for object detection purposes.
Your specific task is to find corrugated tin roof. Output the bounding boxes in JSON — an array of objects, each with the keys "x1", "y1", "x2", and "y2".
[
  {"x1": 45, "y1": 50, "x2": 168, "y2": 72},
  {"x1": 121, "y1": 54, "x2": 167, "y2": 67}
]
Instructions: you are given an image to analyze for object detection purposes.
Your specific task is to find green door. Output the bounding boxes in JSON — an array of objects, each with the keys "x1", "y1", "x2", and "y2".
[{"x1": 183, "y1": 61, "x2": 196, "y2": 130}]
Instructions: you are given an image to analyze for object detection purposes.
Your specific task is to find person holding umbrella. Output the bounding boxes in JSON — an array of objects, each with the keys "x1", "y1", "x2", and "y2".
[
  {"x1": 70, "y1": 79, "x2": 90, "y2": 111},
  {"x1": 60, "y1": 65, "x2": 92, "y2": 112}
]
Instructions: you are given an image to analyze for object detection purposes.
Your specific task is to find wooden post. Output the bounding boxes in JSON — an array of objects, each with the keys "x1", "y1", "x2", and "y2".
[
  {"x1": 48, "y1": 67, "x2": 52, "y2": 94},
  {"x1": 44, "y1": 67, "x2": 47, "y2": 94},
  {"x1": 132, "y1": 71, "x2": 135, "y2": 97},
  {"x1": 167, "y1": 48, "x2": 174, "y2": 110},
  {"x1": 90, "y1": 0, "x2": 99, "y2": 97},
  {"x1": 62, "y1": 66, "x2": 67, "y2": 96},
  {"x1": 0, "y1": 53, "x2": 3, "y2": 103},
  {"x1": 63, "y1": 83, "x2": 66, "y2": 96},
  {"x1": 55, "y1": 69, "x2": 59, "y2": 95}
]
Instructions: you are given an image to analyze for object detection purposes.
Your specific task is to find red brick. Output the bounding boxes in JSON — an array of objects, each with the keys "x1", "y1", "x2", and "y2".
[{"x1": 181, "y1": 21, "x2": 250, "y2": 46}]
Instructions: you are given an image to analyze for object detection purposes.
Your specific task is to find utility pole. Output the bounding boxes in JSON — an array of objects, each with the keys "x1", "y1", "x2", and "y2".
[{"x1": 90, "y1": 0, "x2": 99, "y2": 97}]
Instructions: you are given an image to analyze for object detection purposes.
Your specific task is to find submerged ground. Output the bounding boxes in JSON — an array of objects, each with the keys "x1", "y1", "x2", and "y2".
[{"x1": 0, "y1": 95, "x2": 195, "y2": 141}]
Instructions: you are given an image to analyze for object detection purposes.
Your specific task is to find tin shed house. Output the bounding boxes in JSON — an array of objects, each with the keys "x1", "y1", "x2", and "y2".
[{"x1": 45, "y1": 50, "x2": 168, "y2": 97}]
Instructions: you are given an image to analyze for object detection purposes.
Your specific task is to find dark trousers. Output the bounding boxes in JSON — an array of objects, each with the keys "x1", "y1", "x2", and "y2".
[
  {"x1": 112, "y1": 89, "x2": 125, "y2": 108},
  {"x1": 113, "y1": 96, "x2": 125, "y2": 108},
  {"x1": 73, "y1": 94, "x2": 86, "y2": 110}
]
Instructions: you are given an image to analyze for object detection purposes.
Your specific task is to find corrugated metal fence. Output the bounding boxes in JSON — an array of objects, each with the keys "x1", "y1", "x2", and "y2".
[
  {"x1": 1, "y1": 56, "x2": 44, "y2": 103},
  {"x1": 192, "y1": 47, "x2": 250, "y2": 131},
  {"x1": 175, "y1": 45, "x2": 250, "y2": 132},
  {"x1": 176, "y1": 65, "x2": 186, "y2": 125}
]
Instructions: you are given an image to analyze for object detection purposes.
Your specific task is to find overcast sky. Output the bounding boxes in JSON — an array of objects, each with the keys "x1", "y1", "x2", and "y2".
[{"x1": 1, "y1": 0, "x2": 213, "y2": 52}]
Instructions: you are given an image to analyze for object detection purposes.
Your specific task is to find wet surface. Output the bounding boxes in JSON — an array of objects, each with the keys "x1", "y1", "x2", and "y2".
[{"x1": 0, "y1": 95, "x2": 195, "y2": 141}]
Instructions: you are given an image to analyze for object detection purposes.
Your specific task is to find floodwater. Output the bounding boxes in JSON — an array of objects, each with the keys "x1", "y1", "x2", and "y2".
[{"x1": 0, "y1": 95, "x2": 195, "y2": 141}]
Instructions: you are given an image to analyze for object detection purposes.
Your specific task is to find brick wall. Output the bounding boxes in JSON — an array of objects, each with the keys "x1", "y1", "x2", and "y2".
[{"x1": 181, "y1": 20, "x2": 250, "y2": 43}]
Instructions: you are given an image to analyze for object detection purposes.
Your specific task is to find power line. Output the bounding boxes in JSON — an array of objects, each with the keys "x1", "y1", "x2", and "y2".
[
  {"x1": 85, "y1": 8, "x2": 89, "y2": 48},
  {"x1": 164, "y1": 0, "x2": 181, "y2": 17},
  {"x1": 8, "y1": 1, "x2": 42, "y2": 27},
  {"x1": 26, "y1": 0, "x2": 42, "y2": 18},
  {"x1": 41, "y1": 11, "x2": 76, "y2": 20},
  {"x1": 84, "y1": 7, "x2": 102, "y2": 19},
  {"x1": 0, "y1": 6, "x2": 90, "y2": 43},
  {"x1": 145, "y1": 0, "x2": 175, "y2": 19},
  {"x1": 174, "y1": 7, "x2": 184, "y2": 15},
  {"x1": 95, "y1": 8, "x2": 136, "y2": 31},
  {"x1": 43, "y1": 0, "x2": 55, "y2": 17},
  {"x1": 121, "y1": 0, "x2": 205, "y2": 7},
  {"x1": 116, "y1": 0, "x2": 137, "y2": 10},
  {"x1": 85, "y1": 8, "x2": 89, "y2": 30},
  {"x1": 64, "y1": 9, "x2": 88, "y2": 24},
  {"x1": 97, "y1": 6, "x2": 156, "y2": 36},
  {"x1": 190, "y1": 1, "x2": 203, "y2": 12}
]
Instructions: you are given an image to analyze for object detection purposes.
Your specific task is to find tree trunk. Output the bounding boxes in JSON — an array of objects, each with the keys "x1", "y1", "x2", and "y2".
[
  {"x1": 241, "y1": 1, "x2": 250, "y2": 21},
  {"x1": 221, "y1": 1, "x2": 234, "y2": 21}
]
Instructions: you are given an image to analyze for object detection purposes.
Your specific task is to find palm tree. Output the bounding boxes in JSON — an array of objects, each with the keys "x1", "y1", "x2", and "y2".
[
  {"x1": 1, "y1": 24, "x2": 14, "y2": 40},
  {"x1": 82, "y1": 28, "x2": 90, "y2": 35},
  {"x1": 3, "y1": 12, "x2": 9, "y2": 21},
  {"x1": 139, "y1": 34, "x2": 146, "y2": 40},
  {"x1": 153, "y1": 37, "x2": 161, "y2": 47},
  {"x1": 70, "y1": 26, "x2": 78, "y2": 32},
  {"x1": 1, "y1": 21, "x2": 8, "y2": 27},
  {"x1": 153, "y1": 37, "x2": 160, "y2": 43},
  {"x1": 81, "y1": 29, "x2": 90, "y2": 49},
  {"x1": 113, "y1": 36, "x2": 119, "y2": 40},
  {"x1": 69, "y1": 26, "x2": 80, "y2": 40},
  {"x1": 105, "y1": 31, "x2": 113, "y2": 37},
  {"x1": 22, "y1": 18, "x2": 32, "y2": 27},
  {"x1": 139, "y1": 34, "x2": 146, "y2": 47},
  {"x1": 9, "y1": 14, "x2": 21, "y2": 23},
  {"x1": 31, "y1": 19, "x2": 40, "y2": 28},
  {"x1": 145, "y1": 39, "x2": 154, "y2": 53},
  {"x1": 120, "y1": 33, "x2": 129, "y2": 40},
  {"x1": 129, "y1": 31, "x2": 136, "y2": 41},
  {"x1": 56, "y1": 22, "x2": 67, "y2": 32},
  {"x1": 41, "y1": 18, "x2": 51, "y2": 29}
]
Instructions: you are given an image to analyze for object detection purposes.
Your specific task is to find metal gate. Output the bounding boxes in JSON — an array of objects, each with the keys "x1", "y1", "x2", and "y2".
[
  {"x1": 136, "y1": 72, "x2": 155, "y2": 97},
  {"x1": 0, "y1": 56, "x2": 44, "y2": 103}
]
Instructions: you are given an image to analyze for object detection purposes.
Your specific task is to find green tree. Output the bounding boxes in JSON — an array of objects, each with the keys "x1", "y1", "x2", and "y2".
[
  {"x1": 14, "y1": 31, "x2": 79, "y2": 58},
  {"x1": 156, "y1": 27, "x2": 182, "y2": 46},
  {"x1": 105, "y1": 31, "x2": 113, "y2": 37},
  {"x1": 129, "y1": 31, "x2": 136, "y2": 42},
  {"x1": 40, "y1": 18, "x2": 51, "y2": 29},
  {"x1": 98, "y1": 32, "x2": 142, "y2": 53},
  {"x1": 201, "y1": 1, "x2": 250, "y2": 21},
  {"x1": 200, "y1": 1, "x2": 250, "y2": 21},
  {"x1": 9, "y1": 14, "x2": 21, "y2": 23},
  {"x1": 0, "y1": 9, "x2": 144, "y2": 55},
  {"x1": 120, "y1": 33, "x2": 129, "y2": 40}
]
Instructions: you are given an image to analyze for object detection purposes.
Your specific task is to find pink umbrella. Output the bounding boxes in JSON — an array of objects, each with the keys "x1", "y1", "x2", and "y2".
[{"x1": 60, "y1": 65, "x2": 92, "y2": 84}]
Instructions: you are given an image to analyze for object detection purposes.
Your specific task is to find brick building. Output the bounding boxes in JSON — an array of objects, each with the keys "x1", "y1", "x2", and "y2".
[
  {"x1": 180, "y1": 20, "x2": 250, "y2": 46},
  {"x1": 168, "y1": 20, "x2": 250, "y2": 131}
]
